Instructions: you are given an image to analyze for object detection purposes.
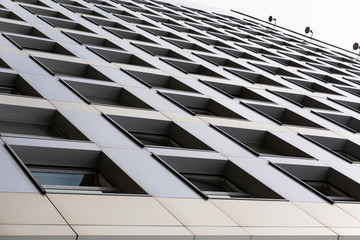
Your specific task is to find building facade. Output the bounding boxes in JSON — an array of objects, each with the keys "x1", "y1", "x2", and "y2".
[{"x1": 1, "y1": 0, "x2": 360, "y2": 239}]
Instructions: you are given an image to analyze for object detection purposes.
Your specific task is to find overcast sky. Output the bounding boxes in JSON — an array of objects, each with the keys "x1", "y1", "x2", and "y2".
[{"x1": 166, "y1": 0, "x2": 360, "y2": 54}]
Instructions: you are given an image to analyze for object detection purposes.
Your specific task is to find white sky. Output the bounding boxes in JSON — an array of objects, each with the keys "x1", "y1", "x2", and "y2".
[{"x1": 166, "y1": 0, "x2": 360, "y2": 54}]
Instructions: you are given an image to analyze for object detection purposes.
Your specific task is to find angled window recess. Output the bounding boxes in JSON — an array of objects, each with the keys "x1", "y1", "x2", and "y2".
[
  {"x1": 341, "y1": 77, "x2": 360, "y2": 87},
  {"x1": 214, "y1": 46, "x2": 263, "y2": 61},
  {"x1": 262, "y1": 37, "x2": 295, "y2": 47},
  {"x1": 133, "y1": 43, "x2": 189, "y2": 60},
  {"x1": 335, "y1": 85, "x2": 360, "y2": 98},
  {"x1": 94, "y1": 5, "x2": 135, "y2": 16},
  {"x1": 163, "y1": 38, "x2": 213, "y2": 53},
  {"x1": 316, "y1": 59, "x2": 357, "y2": 71},
  {"x1": 52, "y1": 0, "x2": 85, "y2": 5},
  {"x1": 160, "y1": 92, "x2": 247, "y2": 120},
  {"x1": 60, "y1": 3, "x2": 104, "y2": 17},
  {"x1": 0, "y1": 69, "x2": 41, "y2": 97},
  {"x1": 312, "y1": 111, "x2": 360, "y2": 133},
  {"x1": 235, "y1": 43, "x2": 279, "y2": 56},
  {"x1": 250, "y1": 63, "x2": 300, "y2": 78},
  {"x1": 123, "y1": 5, "x2": 153, "y2": 13},
  {"x1": 87, "y1": 47, "x2": 156, "y2": 68},
  {"x1": 124, "y1": 69, "x2": 197, "y2": 92},
  {"x1": 270, "y1": 91, "x2": 336, "y2": 111},
  {"x1": 32, "y1": 56, "x2": 112, "y2": 82},
  {"x1": 104, "y1": 28, "x2": 157, "y2": 44},
  {"x1": 39, "y1": 16, "x2": 94, "y2": 33},
  {"x1": 283, "y1": 77, "x2": 342, "y2": 96},
  {"x1": 225, "y1": 30, "x2": 259, "y2": 40},
  {"x1": 249, "y1": 39, "x2": 285, "y2": 51},
  {"x1": 162, "y1": 58, "x2": 224, "y2": 78},
  {"x1": 21, "y1": 5, "x2": 70, "y2": 20},
  {"x1": 226, "y1": 69, "x2": 287, "y2": 88},
  {"x1": 244, "y1": 103, "x2": 324, "y2": 128},
  {"x1": 142, "y1": 14, "x2": 180, "y2": 25},
  {"x1": 8, "y1": 143, "x2": 146, "y2": 194},
  {"x1": 300, "y1": 70, "x2": 351, "y2": 85},
  {"x1": 201, "y1": 80, "x2": 273, "y2": 103},
  {"x1": 287, "y1": 46, "x2": 322, "y2": 58},
  {"x1": 83, "y1": 16, "x2": 132, "y2": 30},
  {"x1": 115, "y1": 15, "x2": 157, "y2": 27},
  {"x1": 155, "y1": 155, "x2": 282, "y2": 199},
  {"x1": 279, "y1": 51, "x2": 318, "y2": 63},
  {"x1": 346, "y1": 69, "x2": 360, "y2": 77},
  {"x1": 186, "y1": 23, "x2": 222, "y2": 34},
  {"x1": 162, "y1": 23, "x2": 204, "y2": 35},
  {"x1": 64, "y1": 32, "x2": 123, "y2": 50},
  {"x1": 164, "y1": 13, "x2": 196, "y2": 23},
  {"x1": 263, "y1": 55, "x2": 309, "y2": 69},
  {"x1": 61, "y1": 79, "x2": 153, "y2": 109},
  {"x1": 303, "y1": 135, "x2": 360, "y2": 164},
  {"x1": 4, "y1": 33, "x2": 74, "y2": 56},
  {"x1": 215, "y1": 126, "x2": 312, "y2": 158},
  {"x1": 329, "y1": 98, "x2": 360, "y2": 114},
  {"x1": 193, "y1": 53, "x2": 250, "y2": 71},
  {"x1": 207, "y1": 32, "x2": 247, "y2": 44},
  {"x1": 12, "y1": 0, "x2": 48, "y2": 6},
  {"x1": 189, "y1": 35, "x2": 233, "y2": 48},
  {"x1": 0, "y1": 21, "x2": 47, "y2": 37},
  {"x1": 272, "y1": 163, "x2": 360, "y2": 202},
  {"x1": 0, "y1": 8, "x2": 24, "y2": 21},
  {"x1": 138, "y1": 26, "x2": 185, "y2": 40},
  {"x1": 86, "y1": 0, "x2": 113, "y2": 5},
  {"x1": 105, "y1": 115, "x2": 212, "y2": 150},
  {"x1": 0, "y1": 104, "x2": 87, "y2": 140},
  {"x1": 302, "y1": 63, "x2": 350, "y2": 76}
]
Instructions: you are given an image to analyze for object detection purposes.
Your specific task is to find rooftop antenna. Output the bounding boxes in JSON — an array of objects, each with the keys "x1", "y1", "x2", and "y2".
[
  {"x1": 268, "y1": 16, "x2": 276, "y2": 29},
  {"x1": 305, "y1": 26, "x2": 313, "y2": 42},
  {"x1": 353, "y1": 42, "x2": 360, "y2": 61}
]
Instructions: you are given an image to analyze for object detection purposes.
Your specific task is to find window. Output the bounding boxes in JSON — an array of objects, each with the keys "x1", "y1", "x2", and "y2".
[
  {"x1": 226, "y1": 69, "x2": 287, "y2": 88},
  {"x1": 193, "y1": 53, "x2": 250, "y2": 71},
  {"x1": 39, "y1": 16, "x2": 94, "y2": 33},
  {"x1": 94, "y1": 4, "x2": 135, "y2": 16},
  {"x1": 0, "y1": 104, "x2": 87, "y2": 140},
  {"x1": 312, "y1": 111, "x2": 360, "y2": 133},
  {"x1": 161, "y1": 58, "x2": 224, "y2": 78},
  {"x1": 124, "y1": 70, "x2": 197, "y2": 92},
  {"x1": 64, "y1": 32, "x2": 124, "y2": 50},
  {"x1": 104, "y1": 115, "x2": 212, "y2": 150},
  {"x1": 61, "y1": 79, "x2": 153, "y2": 109},
  {"x1": 4, "y1": 33, "x2": 75, "y2": 56},
  {"x1": 214, "y1": 46, "x2": 263, "y2": 61},
  {"x1": 244, "y1": 103, "x2": 324, "y2": 128},
  {"x1": 302, "y1": 134, "x2": 360, "y2": 163},
  {"x1": 329, "y1": 98, "x2": 360, "y2": 114},
  {"x1": 29, "y1": 166, "x2": 117, "y2": 193},
  {"x1": 139, "y1": 26, "x2": 185, "y2": 40},
  {"x1": 0, "y1": 8, "x2": 24, "y2": 21},
  {"x1": 162, "y1": 23, "x2": 204, "y2": 35},
  {"x1": 235, "y1": 43, "x2": 279, "y2": 56},
  {"x1": 159, "y1": 91, "x2": 247, "y2": 120},
  {"x1": 214, "y1": 126, "x2": 313, "y2": 158},
  {"x1": 335, "y1": 85, "x2": 360, "y2": 98},
  {"x1": 270, "y1": 91, "x2": 337, "y2": 110},
  {"x1": 87, "y1": 47, "x2": 156, "y2": 68},
  {"x1": 61, "y1": 3, "x2": 105, "y2": 17},
  {"x1": 115, "y1": 15, "x2": 157, "y2": 27},
  {"x1": 263, "y1": 55, "x2": 309, "y2": 69},
  {"x1": 8, "y1": 141, "x2": 146, "y2": 194},
  {"x1": 155, "y1": 155, "x2": 283, "y2": 199},
  {"x1": 162, "y1": 38, "x2": 213, "y2": 53},
  {"x1": 283, "y1": 77, "x2": 342, "y2": 95},
  {"x1": 133, "y1": 43, "x2": 189, "y2": 60},
  {"x1": 0, "y1": 70, "x2": 41, "y2": 97},
  {"x1": 104, "y1": 28, "x2": 157, "y2": 44},
  {"x1": 21, "y1": 5, "x2": 70, "y2": 20},
  {"x1": 272, "y1": 163, "x2": 360, "y2": 202},
  {"x1": 201, "y1": 80, "x2": 273, "y2": 102},
  {"x1": 250, "y1": 63, "x2": 300, "y2": 78},
  {"x1": 141, "y1": 14, "x2": 180, "y2": 26},
  {"x1": 0, "y1": 21, "x2": 47, "y2": 37},
  {"x1": 299, "y1": 70, "x2": 351, "y2": 86},
  {"x1": 32, "y1": 56, "x2": 113, "y2": 82},
  {"x1": 189, "y1": 35, "x2": 234, "y2": 49}
]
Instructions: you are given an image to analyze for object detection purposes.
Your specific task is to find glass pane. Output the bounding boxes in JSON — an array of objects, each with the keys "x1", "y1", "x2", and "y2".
[
  {"x1": 305, "y1": 181, "x2": 349, "y2": 198},
  {"x1": 31, "y1": 171, "x2": 96, "y2": 186},
  {"x1": 131, "y1": 132, "x2": 182, "y2": 147},
  {"x1": 183, "y1": 174, "x2": 244, "y2": 193}
]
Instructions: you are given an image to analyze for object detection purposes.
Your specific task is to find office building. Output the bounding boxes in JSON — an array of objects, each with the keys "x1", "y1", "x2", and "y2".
[{"x1": 1, "y1": 0, "x2": 360, "y2": 239}]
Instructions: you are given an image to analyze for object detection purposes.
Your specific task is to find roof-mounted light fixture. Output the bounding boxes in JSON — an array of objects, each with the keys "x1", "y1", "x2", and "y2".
[
  {"x1": 305, "y1": 26, "x2": 313, "y2": 42},
  {"x1": 268, "y1": 16, "x2": 276, "y2": 29},
  {"x1": 353, "y1": 42, "x2": 360, "y2": 61}
]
